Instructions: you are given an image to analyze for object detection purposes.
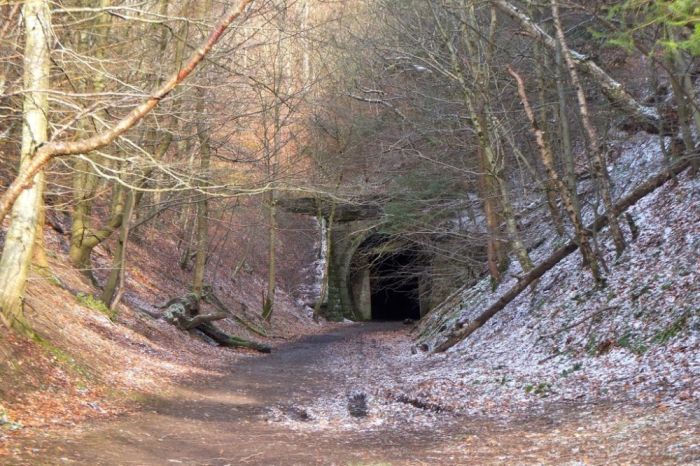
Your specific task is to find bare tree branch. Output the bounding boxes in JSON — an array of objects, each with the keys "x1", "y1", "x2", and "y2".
[{"x1": 0, "y1": 0, "x2": 255, "y2": 224}]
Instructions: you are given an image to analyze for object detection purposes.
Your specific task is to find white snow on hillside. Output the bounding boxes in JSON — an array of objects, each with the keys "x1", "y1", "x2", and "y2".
[
  {"x1": 266, "y1": 133, "x2": 699, "y2": 432},
  {"x1": 407, "y1": 133, "x2": 699, "y2": 414}
]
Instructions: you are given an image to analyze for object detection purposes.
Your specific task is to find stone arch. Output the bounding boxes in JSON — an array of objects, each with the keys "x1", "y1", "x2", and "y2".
[
  {"x1": 276, "y1": 195, "x2": 432, "y2": 321},
  {"x1": 324, "y1": 221, "x2": 376, "y2": 321}
]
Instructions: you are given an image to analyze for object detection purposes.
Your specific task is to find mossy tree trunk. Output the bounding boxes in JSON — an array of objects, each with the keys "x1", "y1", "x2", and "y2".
[
  {"x1": 68, "y1": 1, "x2": 120, "y2": 284},
  {"x1": 101, "y1": 189, "x2": 135, "y2": 306}
]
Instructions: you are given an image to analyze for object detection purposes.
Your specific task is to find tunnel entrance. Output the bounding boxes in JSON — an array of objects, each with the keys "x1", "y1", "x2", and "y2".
[
  {"x1": 349, "y1": 235, "x2": 426, "y2": 321},
  {"x1": 369, "y1": 251, "x2": 421, "y2": 321}
]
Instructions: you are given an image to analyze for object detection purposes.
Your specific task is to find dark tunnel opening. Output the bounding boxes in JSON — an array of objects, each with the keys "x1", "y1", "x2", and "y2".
[{"x1": 369, "y1": 251, "x2": 421, "y2": 321}]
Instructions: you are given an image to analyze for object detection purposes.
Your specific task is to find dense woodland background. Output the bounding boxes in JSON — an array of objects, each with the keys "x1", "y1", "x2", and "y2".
[
  {"x1": 0, "y1": 0, "x2": 700, "y2": 464},
  {"x1": 1, "y1": 0, "x2": 698, "y2": 327}
]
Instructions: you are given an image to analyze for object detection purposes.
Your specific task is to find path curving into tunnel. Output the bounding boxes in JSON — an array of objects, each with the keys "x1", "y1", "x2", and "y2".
[{"x1": 16, "y1": 323, "x2": 470, "y2": 465}]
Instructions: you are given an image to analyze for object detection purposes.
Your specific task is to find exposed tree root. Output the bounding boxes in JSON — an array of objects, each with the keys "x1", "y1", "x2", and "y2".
[{"x1": 160, "y1": 292, "x2": 271, "y2": 353}]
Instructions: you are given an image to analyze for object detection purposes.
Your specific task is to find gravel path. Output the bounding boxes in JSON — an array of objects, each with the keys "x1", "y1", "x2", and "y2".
[{"x1": 7, "y1": 323, "x2": 699, "y2": 465}]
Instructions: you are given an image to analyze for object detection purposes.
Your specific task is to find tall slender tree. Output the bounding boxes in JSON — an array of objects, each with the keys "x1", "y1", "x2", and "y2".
[{"x1": 0, "y1": 0, "x2": 51, "y2": 333}]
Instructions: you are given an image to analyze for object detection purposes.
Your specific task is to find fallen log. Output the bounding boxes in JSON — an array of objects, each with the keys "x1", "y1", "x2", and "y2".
[
  {"x1": 196, "y1": 322, "x2": 271, "y2": 353},
  {"x1": 162, "y1": 293, "x2": 224, "y2": 330},
  {"x1": 161, "y1": 292, "x2": 271, "y2": 353},
  {"x1": 201, "y1": 286, "x2": 268, "y2": 337},
  {"x1": 434, "y1": 160, "x2": 690, "y2": 353}
]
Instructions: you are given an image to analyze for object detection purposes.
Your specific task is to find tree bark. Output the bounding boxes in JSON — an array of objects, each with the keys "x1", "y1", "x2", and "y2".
[
  {"x1": 555, "y1": 39, "x2": 579, "y2": 211},
  {"x1": 101, "y1": 189, "x2": 135, "y2": 306},
  {"x1": 552, "y1": 0, "x2": 626, "y2": 257},
  {"x1": 263, "y1": 193, "x2": 277, "y2": 322},
  {"x1": 32, "y1": 199, "x2": 50, "y2": 271},
  {"x1": 432, "y1": 5, "x2": 511, "y2": 283},
  {"x1": 192, "y1": 94, "x2": 211, "y2": 296},
  {"x1": 262, "y1": 17, "x2": 287, "y2": 323},
  {"x1": 68, "y1": 0, "x2": 113, "y2": 279},
  {"x1": 537, "y1": 33, "x2": 566, "y2": 237},
  {"x1": 508, "y1": 66, "x2": 603, "y2": 283},
  {"x1": 71, "y1": 180, "x2": 126, "y2": 273},
  {"x1": 0, "y1": 0, "x2": 256, "y2": 226},
  {"x1": 0, "y1": 0, "x2": 50, "y2": 333}
]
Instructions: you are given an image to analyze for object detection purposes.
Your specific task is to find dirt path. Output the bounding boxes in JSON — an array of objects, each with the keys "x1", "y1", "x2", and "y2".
[{"x1": 7, "y1": 323, "x2": 700, "y2": 465}]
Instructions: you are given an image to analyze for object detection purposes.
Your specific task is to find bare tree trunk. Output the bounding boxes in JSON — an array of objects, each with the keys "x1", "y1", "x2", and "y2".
[
  {"x1": 263, "y1": 191, "x2": 277, "y2": 322},
  {"x1": 94, "y1": 126, "x2": 174, "y2": 292},
  {"x1": 534, "y1": 30, "x2": 565, "y2": 236},
  {"x1": 0, "y1": 0, "x2": 50, "y2": 333},
  {"x1": 552, "y1": 0, "x2": 626, "y2": 257},
  {"x1": 177, "y1": 133, "x2": 196, "y2": 270},
  {"x1": 492, "y1": 0, "x2": 659, "y2": 133},
  {"x1": 69, "y1": 155, "x2": 97, "y2": 270},
  {"x1": 301, "y1": 0, "x2": 311, "y2": 84},
  {"x1": 434, "y1": 158, "x2": 690, "y2": 352},
  {"x1": 497, "y1": 172, "x2": 533, "y2": 273},
  {"x1": 32, "y1": 199, "x2": 49, "y2": 271},
  {"x1": 262, "y1": 16, "x2": 288, "y2": 322},
  {"x1": 70, "y1": 183, "x2": 127, "y2": 285},
  {"x1": 432, "y1": 3, "x2": 510, "y2": 283},
  {"x1": 192, "y1": 98, "x2": 211, "y2": 297},
  {"x1": 69, "y1": 1, "x2": 114, "y2": 280},
  {"x1": 479, "y1": 147, "x2": 507, "y2": 284},
  {"x1": 101, "y1": 189, "x2": 135, "y2": 306},
  {"x1": 488, "y1": 126, "x2": 532, "y2": 272},
  {"x1": 555, "y1": 39, "x2": 579, "y2": 210},
  {"x1": 192, "y1": 195, "x2": 209, "y2": 297},
  {"x1": 666, "y1": 31, "x2": 699, "y2": 173},
  {"x1": 508, "y1": 66, "x2": 603, "y2": 284}
]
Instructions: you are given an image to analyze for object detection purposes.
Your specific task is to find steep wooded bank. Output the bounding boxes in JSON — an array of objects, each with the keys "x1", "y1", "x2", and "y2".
[
  {"x1": 243, "y1": 133, "x2": 699, "y2": 432},
  {"x1": 406, "y1": 133, "x2": 699, "y2": 412},
  {"x1": 0, "y1": 198, "x2": 320, "y2": 433},
  {"x1": 433, "y1": 155, "x2": 690, "y2": 353},
  {"x1": 1, "y1": 0, "x2": 330, "y2": 434},
  {"x1": 304, "y1": 0, "x2": 700, "y2": 318},
  {"x1": 281, "y1": 0, "x2": 700, "y2": 429},
  {"x1": 0, "y1": 0, "x2": 333, "y2": 337}
]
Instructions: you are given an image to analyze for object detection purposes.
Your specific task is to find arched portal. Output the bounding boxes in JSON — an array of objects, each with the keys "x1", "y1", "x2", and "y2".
[{"x1": 348, "y1": 235, "x2": 428, "y2": 321}]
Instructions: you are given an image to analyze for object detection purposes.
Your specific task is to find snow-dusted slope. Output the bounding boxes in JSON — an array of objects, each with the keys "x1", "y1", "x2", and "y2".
[{"x1": 408, "y1": 133, "x2": 699, "y2": 413}]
